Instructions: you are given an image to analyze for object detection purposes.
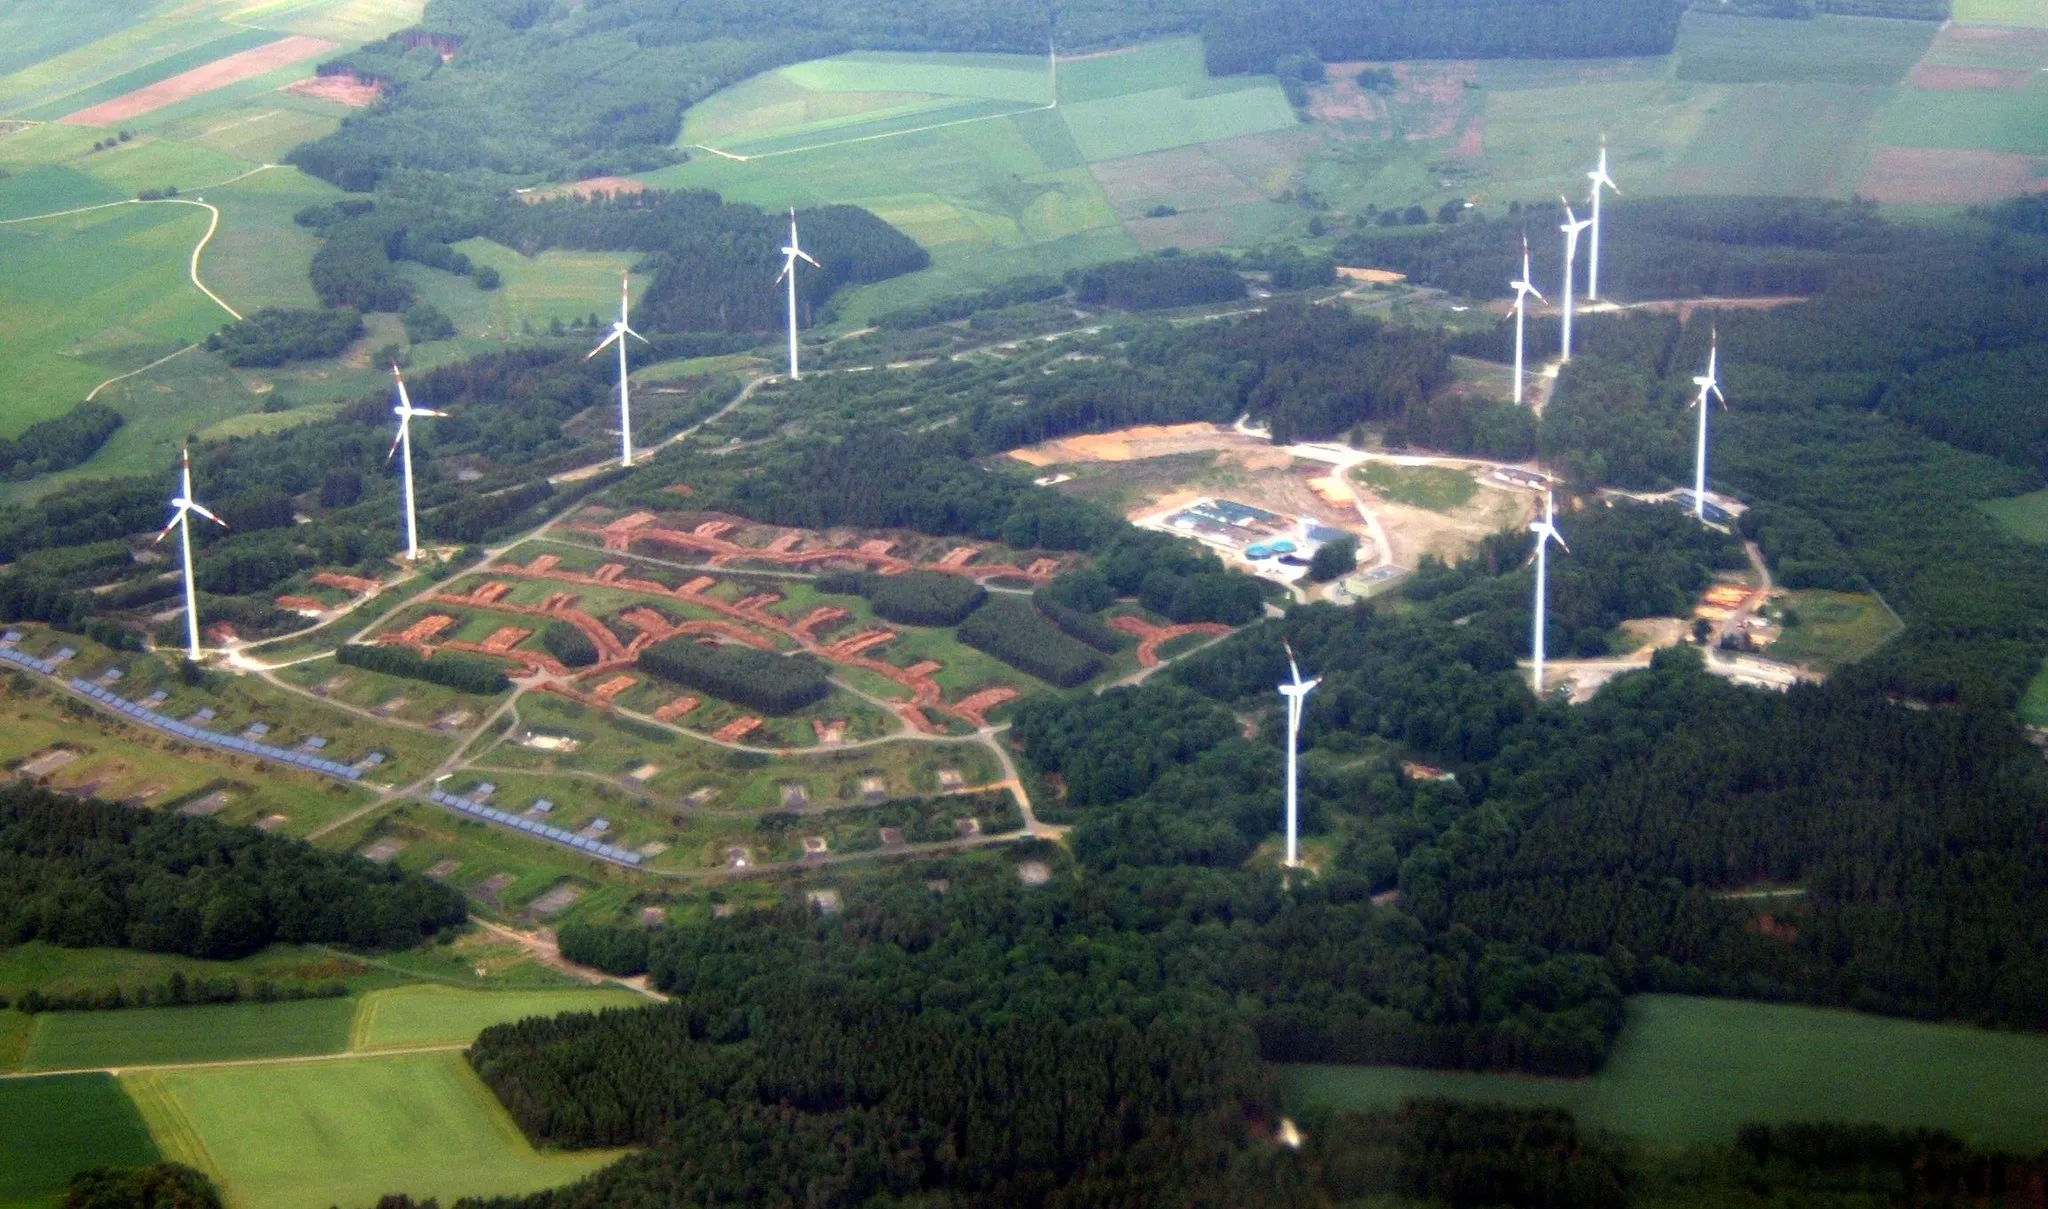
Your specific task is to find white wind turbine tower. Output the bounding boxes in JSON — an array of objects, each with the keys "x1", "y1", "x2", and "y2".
[
  {"x1": 586, "y1": 274, "x2": 649, "y2": 468},
  {"x1": 1688, "y1": 330, "x2": 1726, "y2": 520},
  {"x1": 1528, "y1": 488, "x2": 1569, "y2": 697},
  {"x1": 154, "y1": 447, "x2": 227, "y2": 661},
  {"x1": 1558, "y1": 197, "x2": 1594, "y2": 362},
  {"x1": 776, "y1": 208, "x2": 820, "y2": 380},
  {"x1": 1509, "y1": 233, "x2": 1546, "y2": 405},
  {"x1": 1278, "y1": 639, "x2": 1321, "y2": 870},
  {"x1": 386, "y1": 367, "x2": 448, "y2": 561},
  {"x1": 1585, "y1": 138, "x2": 1620, "y2": 302}
]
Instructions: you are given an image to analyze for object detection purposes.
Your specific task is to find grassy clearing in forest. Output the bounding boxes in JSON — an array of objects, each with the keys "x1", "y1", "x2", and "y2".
[
  {"x1": 1762, "y1": 590, "x2": 1901, "y2": 672},
  {"x1": 1281, "y1": 994, "x2": 2048, "y2": 1150},
  {"x1": 348, "y1": 984, "x2": 649, "y2": 1050}
]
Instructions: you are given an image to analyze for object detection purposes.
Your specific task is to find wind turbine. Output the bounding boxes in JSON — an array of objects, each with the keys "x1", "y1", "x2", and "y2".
[
  {"x1": 154, "y1": 447, "x2": 227, "y2": 661},
  {"x1": 386, "y1": 367, "x2": 447, "y2": 561},
  {"x1": 1688, "y1": 330, "x2": 1726, "y2": 521},
  {"x1": 586, "y1": 274, "x2": 649, "y2": 468},
  {"x1": 1558, "y1": 197, "x2": 1594, "y2": 362},
  {"x1": 1585, "y1": 137, "x2": 1620, "y2": 302},
  {"x1": 1510, "y1": 233, "x2": 1546, "y2": 405},
  {"x1": 775, "y1": 208, "x2": 819, "y2": 381},
  {"x1": 1528, "y1": 488, "x2": 1569, "y2": 697},
  {"x1": 1278, "y1": 639, "x2": 1321, "y2": 870}
]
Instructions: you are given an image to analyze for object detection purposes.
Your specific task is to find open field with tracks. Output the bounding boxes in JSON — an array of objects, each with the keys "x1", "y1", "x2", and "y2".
[
  {"x1": 1281, "y1": 994, "x2": 2048, "y2": 1150},
  {"x1": 126, "y1": 1049, "x2": 624, "y2": 1209}
]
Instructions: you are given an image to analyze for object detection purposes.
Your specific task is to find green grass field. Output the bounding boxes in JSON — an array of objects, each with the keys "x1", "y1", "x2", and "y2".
[
  {"x1": 1675, "y1": 12, "x2": 1936, "y2": 85},
  {"x1": 1352, "y1": 463, "x2": 1479, "y2": 512},
  {"x1": 1880, "y1": 89, "x2": 2048, "y2": 155},
  {"x1": 1763, "y1": 590, "x2": 1902, "y2": 672},
  {"x1": 2021, "y1": 660, "x2": 2048, "y2": 727},
  {"x1": 0, "y1": 1074, "x2": 161, "y2": 1209},
  {"x1": 124, "y1": 1049, "x2": 623, "y2": 1209},
  {"x1": 1980, "y1": 489, "x2": 2048, "y2": 542},
  {"x1": 348, "y1": 985, "x2": 649, "y2": 1050},
  {"x1": 1281, "y1": 994, "x2": 2048, "y2": 1150},
  {"x1": 19, "y1": 998, "x2": 356, "y2": 1072},
  {"x1": 1950, "y1": 0, "x2": 2048, "y2": 25}
]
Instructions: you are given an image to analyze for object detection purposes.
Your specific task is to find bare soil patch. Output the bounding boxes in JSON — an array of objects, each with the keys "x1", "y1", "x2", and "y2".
[
  {"x1": 1007, "y1": 423, "x2": 1235, "y2": 466},
  {"x1": 527, "y1": 176, "x2": 650, "y2": 202},
  {"x1": 1309, "y1": 66, "x2": 1390, "y2": 124},
  {"x1": 1859, "y1": 147, "x2": 2047, "y2": 204},
  {"x1": 285, "y1": 72, "x2": 383, "y2": 107},
  {"x1": 1908, "y1": 64, "x2": 2035, "y2": 90},
  {"x1": 62, "y1": 35, "x2": 339, "y2": 126}
]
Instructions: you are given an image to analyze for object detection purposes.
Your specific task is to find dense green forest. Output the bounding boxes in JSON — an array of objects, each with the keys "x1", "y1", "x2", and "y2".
[
  {"x1": 0, "y1": 783, "x2": 466, "y2": 958},
  {"x1": 638, "y1": 638, "x2": 831, "y2": 715}
]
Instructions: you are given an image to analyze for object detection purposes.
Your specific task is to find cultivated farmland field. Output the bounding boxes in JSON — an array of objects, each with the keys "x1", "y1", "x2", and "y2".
[
  {"x1": 0, "y1": 1074, "x2": 160, "y2": 1209},
  {"x1": 124, "y1": 1050, "x2": 625, "y2": 1209},
  {"x1": 18, "y1": 997, "x2": 356, "y2": 1072},
  {"x1": 1281, "y1": 995, "x2": 2048, "y2": 1150},
  {"x1": 349, "y1": 985, "x2": 650, "y2": 1050}
]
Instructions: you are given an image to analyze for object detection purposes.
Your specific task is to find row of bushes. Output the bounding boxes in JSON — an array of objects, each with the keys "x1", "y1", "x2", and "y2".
[
  {"x1": 815, "y1": 570, "x2": 987, "y2": 627},
  {"x1": 639, "y1": 637, "x2": 829, "y2": 715},
  {"x1": 957, "y1": 597, "x2": 1105, "y2": 687},
  {"x1": 1030, "y1": 589, "x2": 1129, "y2": 654},
  {"x1": 9, "y1": 975, "x2": 347, "y2": 1015},
  {"x1": 336, "y1": 642, "x2": 511, "y2": 694}
]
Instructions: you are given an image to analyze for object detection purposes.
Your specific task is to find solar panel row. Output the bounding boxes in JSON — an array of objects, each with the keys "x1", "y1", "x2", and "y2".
[
  {"x1": 5, "y1": 657, "x2": 369, "y2": 785},
  {"x1": 426, "y1": 789, "x2": 643, "y2": 866}
]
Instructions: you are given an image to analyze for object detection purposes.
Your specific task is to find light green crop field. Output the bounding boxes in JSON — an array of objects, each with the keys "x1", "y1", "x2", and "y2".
[
  {"x1": 1880, "y1": 89, "x2": 2048, "y2": 155},
  {"x1": 1281, "y1": 994, "x2": 2048, "y2": 1151},
  {"x1": 405, "y1": 239, "x2": 643, "y2": 340},
  {"x1": 1950, "y1": 0, "x2": 2048, "y2": 25},
  {"x1": 0, "y1": 1074, "x2": 160, "y2": 1209},
  {"x1": 1674, "y1": 12, "x2": 1936, "y2": 85},
  {"x1": 19, "y1": 998, "x2": 357, "y2": 1072},
  {"x1": 124, "y1": 1050, "x2": 624, "y2": 1209},
  {"x1": 1664, "y1": 83, "x2": 1886, "y2": 197},
  {"x1": 349, "y1": 985, "x2": 650, "y2": 1050},
  {"x1": 0, "y1": 942, "x2": 384, "y2": 1008},
  {"x1": 1763, "y1": 590, "x2": 1902, "y2": 672}
]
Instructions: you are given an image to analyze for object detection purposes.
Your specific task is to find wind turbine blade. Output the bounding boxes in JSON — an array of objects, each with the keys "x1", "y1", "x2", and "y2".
[
  {"x1": 187, "y1": 502, "x2": 225, "y2": 526},
  {"x1": 420, "y1": 408, "x2": 449, "y2": 418},
  {"x1": 624, "y1": 326, "x2": 651, "y2": 344},
  {"x1": 152, "y1": 511, "x2": 183, "y2": 544},
  {"x1": 586, "y1": 330, "x2": 621, "y2": 359},
  {"x1": 1528, "y1": 285, "x2": 1546, "y2": 303},
  {"x1": 386, "y1": 421, "x2": 406, "y2": 463},
  {"x1": 797, "y1": 249, "x2": 820, "y2": 267},
  {"x1": 1711, "y1": 383, "x2": 1726, "y2": 405},
  {"x1": 775, "y1": 262, "x2": 791, "y2": 285},
  {"x1": 392, "y1": 368, "x2": 410, "y2": 412}
]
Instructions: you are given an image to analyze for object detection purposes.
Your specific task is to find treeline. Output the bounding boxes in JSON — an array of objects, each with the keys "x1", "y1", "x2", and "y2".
[
  {"x1": 815, "y1": 569, "x2": 987, "y2": 627},
  {"x1": 11, "y1": 972, "x2": 347, "y2": 1015},
  {"x1": 1206, "y1": 0, "x2": 1686, "y2": 75},
  {"x1": 0, "y1": 782, "x2": 466, "y2": 959},
  {"x1": 206, "y1": 308, "x2": 364, "y2": 367},
  {"x1": 1337, "y1": 196, "x2": 1891, "y2": 302},
  {"x1": 1068, "y1": 253, "x2": 1246, "y2": 310},
  {"x1": 336, "y1": 642, "x2": 511, "y2": 695},
  {"x1": 63, "y1": 1163, "x2": 222, "y2": 1209},
  {"x1": 639, "y1": 637, "x2": 829, "y2": 715},
  {"x1": 875, "y1": 274, "x2": 1066, "y2": 330},
  {"x1": 0, "y1": 403, "x2": 123, "y2": 482}
]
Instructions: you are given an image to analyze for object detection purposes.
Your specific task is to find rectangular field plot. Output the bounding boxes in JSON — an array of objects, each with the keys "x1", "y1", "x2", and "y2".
[
  {"x1": 1058, "y1": 81, "x2": 1299, "y2": 163},
  {"x1": 0, "y1": 163, "x2": 127, "y2": 220},
  {"x1": 1879, "y1": 89, "x2": 2048, "y2": 155},
  {"x1": 1664, "y1": 83, "x2": 1886, "y2": 196},
  {"x1": 124, "y1": 1050, "x2": 623, "y2": 1209},
  {"x1": 348, "y1": 985, "x2": 651, "y2": 1050},
  {"x1": 782, "y1": 52, "x2": 1053, "y2": 104},
  {"x1": 20, "y1": 997, "x2": 356, "y2": 1072},
  {"x1": 1281, "y1": 994, "x2": 2048, "y2": 1149},
  {"x1": 1762, "y1": 590, "x2": 1901, "y2": 672},
  {"x1": 1983, "y1": 487, "x2": 2048, "y2": 543},
  {"x1": 1674, "y1": 12, "x2": 1936, "y2": 85},
  {"x1": 0, "y1": 1074, "x2": 160, "y2": 1208}
]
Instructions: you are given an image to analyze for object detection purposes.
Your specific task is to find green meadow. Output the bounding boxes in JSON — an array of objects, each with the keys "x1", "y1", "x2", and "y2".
[
  {"x1": 18, "y1": 998, "x2": 357, "y2": 1072},
  {"x1": 125, "y1": 1050, "x2": 624, "y2": 1209},
  {"x1": 349, "y1": 985, "x2": 649, "y2": 1050},
  {"x1": 0, "y1": 1075, "x2": 160, "y2": 1209},
  {"x1": 1764, "y1": 590, "x2": 1902, "y2": 673},
  {"x1": 1281, "y1": 995, "x2": 2048, "y2": 1151}
]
